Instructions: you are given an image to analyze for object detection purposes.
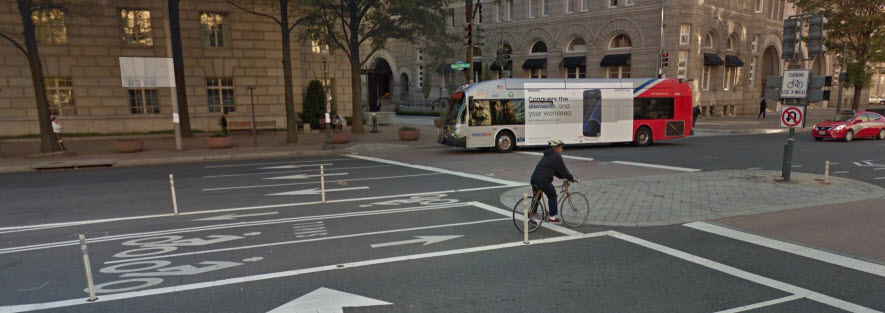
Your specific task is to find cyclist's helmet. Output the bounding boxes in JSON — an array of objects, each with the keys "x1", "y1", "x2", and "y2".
[{"x1": 548, "y1": 140, "x2": 564, "y2": 147}]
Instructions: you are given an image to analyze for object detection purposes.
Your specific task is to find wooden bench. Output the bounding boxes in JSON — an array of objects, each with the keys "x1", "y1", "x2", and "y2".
[{"x1": 228, "y1": 121, "x2": 278, "y2": 133}]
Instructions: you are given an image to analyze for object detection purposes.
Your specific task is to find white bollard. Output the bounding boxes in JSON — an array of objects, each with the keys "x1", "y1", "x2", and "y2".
[
  {"x1": 523, "y1": 193, "x2": 529, "y2": 244},
  {"x1": 825, "y1": 160, "x2": 830, "y2": 184},
  {"x1": 169, "y1": 174, "x2": 179, "y2": 215},
  {"x1": 79, "y1": 234, "x2": 97, "y2": 302},
  {"x1": 320, "y1": 165, "x2": 326, "y2": 203}
]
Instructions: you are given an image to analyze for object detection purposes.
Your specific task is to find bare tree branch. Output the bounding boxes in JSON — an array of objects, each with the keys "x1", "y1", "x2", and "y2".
[
  {"x1": 0, "y1": 30, "x2": 28, "y2": 55},
  {"x1": 226, "y1": 0, "x2": 282, "y2": 25}
]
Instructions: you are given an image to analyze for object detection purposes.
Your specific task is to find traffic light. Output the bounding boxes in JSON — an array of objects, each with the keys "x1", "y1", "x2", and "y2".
[
  {"x1": 475, "y1": 25, "x2": 485, "y2": 46},
  {"x1": 463, "y1": 23, "x2": 472, "y2": 47},
  {"x1": 807, "y1": 15, "x2": 827, "y2": 59},
  {"x1": 782, "y1": 19, "x2": 801, "y2": 60},
  {"x1": 661, "y1": 52, "x2": 669, "y2": 67}
]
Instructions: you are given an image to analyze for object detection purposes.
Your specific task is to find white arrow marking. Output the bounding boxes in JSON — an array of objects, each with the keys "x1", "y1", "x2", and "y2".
[
  {"x1": 267, "y1": 287, "x2": 391, "y2": 313},
  {"x1": 263, "y1": 173, "x2": 348, "y2": 180},
  {"x1": 121, "y1": 261, "x2": 242, "y2": 277},
  {"x1": 268, "y1": 186, "x2": 369, "y2": 196},
  {"x1": 143, "y1": 235, "x2": 245, "y2": 247},
  {"x1": 192, "y1": 212, "x2": 279, "y2": 221},
  {"x1": 370, "y1": 235, "x2": 462, "y2": 248},
  {"x1": 260, "y1": 163, "x2": 332, "y2": 170},
  {"x1": 853, "y1": 161, "x2": 884, "y2": 167}
]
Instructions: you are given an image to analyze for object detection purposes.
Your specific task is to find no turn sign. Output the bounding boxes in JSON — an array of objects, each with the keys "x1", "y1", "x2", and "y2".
[{"x1": 781, "y1": 106, "x2": 804, "y2": 128}]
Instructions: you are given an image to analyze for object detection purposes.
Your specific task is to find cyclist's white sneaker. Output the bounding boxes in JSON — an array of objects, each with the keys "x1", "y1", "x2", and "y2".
[
  {"x1": 548, "y1": 216, "x2": 562, "y2": 224},
  {"x1": 529, "y1": 217, "x2": 541, "y2": 226}
]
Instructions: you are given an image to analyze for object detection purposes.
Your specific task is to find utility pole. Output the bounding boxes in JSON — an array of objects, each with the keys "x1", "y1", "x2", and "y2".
[{"x1": 162, "y1": 0, "x2": 183, "y2": 151}]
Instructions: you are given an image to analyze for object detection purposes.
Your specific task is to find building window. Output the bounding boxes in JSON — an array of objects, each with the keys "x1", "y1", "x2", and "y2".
[
  {"x1": 417, "y1": 49, "x2": 424, "y2": 62},
  {"x1": 723, "y1": 67, "x2": 733, "y2": 90},
  {"x1": 727, "y1": 34, "x2": 738, "y2": 51},
  {"x1": 121, "y1": 9, "x2": 153, "y2": 46},
  {"x1": 419, "y1": 65, "x2": 424, "y2": 88},
  {"x1": 625, "y1": 0, "x2": 635, "y2": 6},
  {"x1": 530, "y1": 41, "x2": 548, "y2": 54},
  {"x1": 567, "y1": 0, "x2": 576, "y2": 13},
  {"x1": 32, "y1": 9, "x2": 67, "y2": 45},
  {"x1": 45, "y1": 77, "x2": 74, "y2": 115},
  {"x1": 128, "y1": 89, "x2": 159, "y2": 114},
  {"x1": 542, "y1": 0, "x2": 550, "y2": 16},
  {"x1": 530, "y1": 68, "x2": 547, "y2": 78},
  {"x1": 529, "y1": 0, "x2": 536, "y2": 18},
  {"x1": 567, "y1": 67, "x2": 586, "y2": 79},
  {"x1": 200, "y1": 12, "x2": 227, "y2": 48},
  {"x1": 567, "y1": 38, "x2": 586, "y2": 52},
  {"x1": 609, "y1": 0, "x2": 618, "y2": 8},
  {"x1": 582, "y1": 0, "x2": 590, "y2": 11},
  {"x1": 703, "y1": 32, "x2": 715, "y2": 49},
  {"x1": 755, "y1": 0, "x2": 763, "y2": 13},
  {"x1": 609, "y1": 34, "x2": 632, "y2": 49},
  {"x1": 207, "y1": 78, "x2": 234, "y2": 113},
  {"x1": 751, "y1": 35, "x2": 759, "y2": 52},
  {"x1": 507, "y1": 0, "x2": 514, "y2": 19},
  {"x1": 450, "y1": 9, "x2": 455, "y2": 28},
  {"x1": 677, "y1": 51, "x2": 688, "y2": 79},
  {"x1": 496, "y1": 1, "x2": 503, "y2": 22},
  {"x1": 679, "y1": 24, "x2": 691, "y2": 46},
  {"x1": 476, "y1": 4, "x2": 483, "y2": 23},
  {"x1": 749, "y1": 56, "x2": 757, "y2": 86},
  {"x1": 701, "y1": 66, "x2": 712, "y2": 90},
  {"x1": 607, "y1": 66, "x2": 630, "y2": 78}
]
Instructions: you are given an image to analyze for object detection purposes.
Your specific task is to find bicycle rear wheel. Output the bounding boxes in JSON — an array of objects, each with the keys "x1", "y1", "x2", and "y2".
[
  {"x1": 512, "y1": 195, "x2": 546, "y2": 233},
  {"x1": 560, "y1": 192, "x2": 590, "y2": 228}
]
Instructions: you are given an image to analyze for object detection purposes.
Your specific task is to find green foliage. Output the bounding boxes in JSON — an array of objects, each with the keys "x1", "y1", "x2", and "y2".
[
  {"x1": 399, "y1": 126, "x2": 419, "y2": 131},
  {"x1": 302, "y1": 79, "x2": 326, "y2": 129},
  {"x1": 422, "y1": 72, "x2": 433, "y2": 100}
]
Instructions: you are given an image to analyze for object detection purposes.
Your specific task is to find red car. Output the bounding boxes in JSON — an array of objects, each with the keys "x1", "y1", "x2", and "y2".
[{"x1": 812, "y1": 111, "x2": 885, "y2": 141}]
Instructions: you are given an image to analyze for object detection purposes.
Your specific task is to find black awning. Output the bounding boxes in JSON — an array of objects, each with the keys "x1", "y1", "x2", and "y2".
[
  {"x1": 599, "y1": 54, "x2": 630, "y2": 67},
  {"x1": 473, "y1": 61, "x2": 482, "y2": 69},
  {"x1": 725, "y1": 55, "x2": 744, "y2": 67},
  {"x1": 704, "y1": 53, "x2": 724, "y2": 66},
  {"x1": 490, "y1": 60, "x2": 512, "y2": 71},
  {"x1": 522, "y1": 58, "x2": 547, "y2": 69},
  {"x1": 562, "y1": 56, "x2": 587, "y2": 68}
]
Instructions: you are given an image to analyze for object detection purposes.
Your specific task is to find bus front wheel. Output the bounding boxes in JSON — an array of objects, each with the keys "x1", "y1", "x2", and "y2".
[
  {"x1": 633, "y1": 127, "x2": 653, "y2": 147},
  {"x1": 495, "y1": 131, "x2": 515, "y2": 153}
]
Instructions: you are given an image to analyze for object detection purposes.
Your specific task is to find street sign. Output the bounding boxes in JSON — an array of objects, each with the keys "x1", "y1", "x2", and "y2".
[
  {"x1": 781, "y1": 106, "x2": 804, "y2": 128},
  {"x1": 451, "y1": 62, "x2": 471, "y2": 70},
  {"x1": 780, "y1": 70, "x2": 810, "y2": 99}
]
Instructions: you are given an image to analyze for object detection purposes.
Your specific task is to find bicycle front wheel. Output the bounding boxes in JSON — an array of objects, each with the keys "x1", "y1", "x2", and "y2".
[
  {"x1": 513, "y1": 196, "x2": 546, "y2": 233},
  {"x1": 560, "y1": 192, "x2": 590, "y2": 228}
]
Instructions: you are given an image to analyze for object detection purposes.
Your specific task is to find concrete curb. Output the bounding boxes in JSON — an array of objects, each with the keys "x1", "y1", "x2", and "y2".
[{"x1": 694, "y1": 128, "x2": 809, "y2": 135}]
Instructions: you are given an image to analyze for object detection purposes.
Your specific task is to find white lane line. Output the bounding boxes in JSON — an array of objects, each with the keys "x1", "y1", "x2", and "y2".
[
  {"x1": 0, "y1": 185, "x2": 516, "y2": 234},
  {"x1": 792, "y1": 165, "x2": 803, "y2": 168},
  {"x1": 346, "y1": 154, "x2": 525, "y2": 186},
  {"x1": 747, "y1": 167, "x2": 764, "y2": 170},
  {"x1": 713, "y1": 295, "x2": 803, "y2": 313},
  {"x1": 0, "y1": 203, "x2": 470, "y2": 255},
  {"x1": 263, "y1": 173, "x2": 348, "y2": 180},
  {"x1": 875, "y1": 168, "x2": 885, "y2": 171},
  {"x1": 204, "y1": 159, "x2": 351, "y2": 168},
  {"x1": 469, "y1": 201, "x2": 582, "y2": 236},
  {"x1": 202, "y1": 173, "x2": 443, "y2": 191},
  {"x1": 684, "y1": 222, "x2": 885, "y2": 278},
  {"x1": 829, "y1": 162, "x2": 840, "y2": 165},
  {"x1": 0, "y1": 232, "x2": 610, "y2": 313},
  {"x1": 268, "y1": 186, "x2": 370, "y2": 196},
  {"x1": 104, "y1": 217, "x2": 510, "y2": 264},
  {"x1": 260, "y1": 163, "x2": 332, "y2": 170},
  {"x1": 875, "y1": 177, "x2": 885, "y2": 180},
  {"x1": 832, "y1": 171, "x2": 849, "y2": 174},
  {"x1": 515, "y1": 151, "x2": 595, "y2": 162},
  {"x1": 611, "y1": 161, "x2": 701, "y2": 172},
  {"x1": 609, "y1": 231, "x2": 881, "y2": 313},
  {"x1": 202, "y1": 165, "x2": 393, "y2": 178}
]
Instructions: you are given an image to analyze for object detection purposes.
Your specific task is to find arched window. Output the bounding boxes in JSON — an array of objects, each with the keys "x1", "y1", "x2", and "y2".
[
  {"x1": 608, "y1": 34, "x2": 631, "y2": 49},
  {"x1": 703, "y1": 32, "x2": 716, "y2": 49},
  {"x1": 567, "y1": 37, "x2": 586, "y2": 52},
  {"x1": 399, "y1": 73, "x2": 409, "y2": 99},
  {"x1": 530, "y1": 41, "x2": 547, "y2": 54},
  {"x1": 727, "y1": 34, "x2": 738, "y2": 50}
]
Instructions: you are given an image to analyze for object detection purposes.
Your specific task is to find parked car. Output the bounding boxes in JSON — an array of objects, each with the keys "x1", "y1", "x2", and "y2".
[
  {"x1": 812, "y1": 110, "x2": 885, "y2": 142},
  {"x1": 870, "y1": 95, "x2": 885, "y2": 105}
]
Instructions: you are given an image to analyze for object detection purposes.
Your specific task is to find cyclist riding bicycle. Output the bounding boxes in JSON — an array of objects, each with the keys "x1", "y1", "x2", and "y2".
[{"x1": 530, "y1": 140, "x2": 576, "y2": 225}]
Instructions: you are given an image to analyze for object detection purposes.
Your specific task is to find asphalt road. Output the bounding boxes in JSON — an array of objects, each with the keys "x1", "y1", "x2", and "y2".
[{"x1": 1, "y1": 147, "x2": 883, "y2": 313}]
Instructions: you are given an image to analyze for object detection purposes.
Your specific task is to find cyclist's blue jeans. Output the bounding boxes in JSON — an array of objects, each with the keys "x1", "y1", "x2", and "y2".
[{"x1": 531, "y1": 183, "x2": 558, "y2": 217}]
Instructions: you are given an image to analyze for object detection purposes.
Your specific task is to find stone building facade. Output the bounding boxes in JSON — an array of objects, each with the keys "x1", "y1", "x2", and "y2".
[
  {"x1": 0, "y1": 0, "x2": 352, "y2": 136},
  {"x1": 368, "y1": 0, "x2": 840, "y2": 115}
]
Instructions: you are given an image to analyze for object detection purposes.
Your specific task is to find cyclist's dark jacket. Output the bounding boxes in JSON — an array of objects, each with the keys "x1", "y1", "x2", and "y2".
[{"x1": 530, "y1": 148, "x2": 574, "y2": 185}]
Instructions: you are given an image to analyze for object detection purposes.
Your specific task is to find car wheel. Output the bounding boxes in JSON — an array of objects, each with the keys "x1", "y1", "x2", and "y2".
[
  {"x1": 878, "y1": 129, "x2": 885, "y2": 140},
  {"x1": 633, "y1": 127, "x2": 653, "y2": 147},
  {"x1": 844, "y1": 130, "x2": 854, "y2": 142},
  {"x1": 880, "y1": 101, "x2": 885, "y2": 105},
  {"x1": 814, "y1": 137, "x2": 823, "y2": 141},
  {"x1": 494, "y1": 131, "x2": 515, "y2": 153}
]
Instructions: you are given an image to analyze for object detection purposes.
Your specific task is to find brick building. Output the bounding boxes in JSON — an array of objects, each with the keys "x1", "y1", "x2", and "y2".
[{"x1": 0, "y1": 0, "x2": 352, "y2": 136}]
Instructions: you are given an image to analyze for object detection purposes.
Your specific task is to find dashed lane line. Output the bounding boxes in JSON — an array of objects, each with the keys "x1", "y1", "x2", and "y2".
[
  {"x1": 202, "y1": 165, "x2": 393, "y2": 178},
  {"x1": 202, "y1": 173, "x2": 443, "y2": 191},
  {"x1": 204, "y1": 159, "x2": 352, "y2": 168},
  {"x1": 713, "y1": 295, "x2": 803, "y2": 313}
]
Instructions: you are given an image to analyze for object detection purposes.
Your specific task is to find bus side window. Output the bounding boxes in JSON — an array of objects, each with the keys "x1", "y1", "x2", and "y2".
[
  {"x1": 634, "y1": 98, "x2": 674, "y2": 120},
  {"x1": 491, "y1": 100, "x2": 523, "y2": 125},
  {"x1": 470, "y1": 100, "x2": 492, "y2": 126}
]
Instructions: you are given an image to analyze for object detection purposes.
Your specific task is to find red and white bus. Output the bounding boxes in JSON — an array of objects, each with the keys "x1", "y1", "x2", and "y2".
[{"x1": 438, "y1": 78, "x2": 693, "y2": 152}]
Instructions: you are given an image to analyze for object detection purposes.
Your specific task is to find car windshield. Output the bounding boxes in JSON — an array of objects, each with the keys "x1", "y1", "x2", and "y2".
[
  {"x1": 442, "y1": 93, "x2": 464, "y2": 124},
  {"x1": 828, "y1": 113, "x2": 856, "y2": 122}
]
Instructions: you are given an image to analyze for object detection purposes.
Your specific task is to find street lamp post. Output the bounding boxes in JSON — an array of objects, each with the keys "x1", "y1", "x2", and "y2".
[
  {"x1": 321, "y1": 46, "x2": 335, "y2": 150},
  {"x1": 247, "y1": 85, "x2": 256, "y2": 146}
]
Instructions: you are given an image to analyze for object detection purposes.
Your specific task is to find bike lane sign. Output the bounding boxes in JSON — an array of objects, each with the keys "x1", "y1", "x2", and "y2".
[
  {"x1": 781, "y1": 106, "x2": 804, "y2": 128},
  {"x1": 780, "y1": 70, "x2": 810, "y2": 99}
]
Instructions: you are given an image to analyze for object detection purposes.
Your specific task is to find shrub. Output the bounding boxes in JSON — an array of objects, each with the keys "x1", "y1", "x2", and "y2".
[
  {"x1": 400, "y1": 126, "x2": 419, "y2": 131},
  {"x1": 302, "y1": 80, "x2": 326, "y2": 129}
]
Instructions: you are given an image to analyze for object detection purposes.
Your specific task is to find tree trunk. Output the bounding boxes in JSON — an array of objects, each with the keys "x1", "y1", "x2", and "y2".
[
  {"x1": 280, "y1": 0, "x2": 298, "y2": 143},
  {"x1": 349, "y1": 54, "x2": 364, "y2": 133},
  {"x1": 168, "y1": 0, "x2": 192, "y2": 137},
  {"x1": 17, "y1": 0, "x2": 58, "y2": 153},
  {"x1": 851, "y1": 85, "x2": 863, "y2": 111}
]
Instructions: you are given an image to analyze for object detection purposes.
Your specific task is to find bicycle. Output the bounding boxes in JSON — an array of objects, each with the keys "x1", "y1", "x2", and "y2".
[{"x1": 512, "y1": 180, "x2": 590, "y2": 233}]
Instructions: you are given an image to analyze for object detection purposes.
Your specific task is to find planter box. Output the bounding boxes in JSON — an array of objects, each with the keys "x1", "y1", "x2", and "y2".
[
  {"x1": 331, "y1": 131, "x2": 351, "y2": 144},
  {"x1": 398, "y1": 129, "x2": 420, "y2": 141},
  {"x1": 113, "y1": 139, "x2": 143, "y2": 153},
  {"x1": 207, "y1": 135, "x2": 233, "y2": 149}
]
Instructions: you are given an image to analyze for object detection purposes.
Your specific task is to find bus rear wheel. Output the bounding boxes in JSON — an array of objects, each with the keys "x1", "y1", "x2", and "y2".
[
  {"x1": 495, "y1": 131, "x2": 515, "y2": 153},
  {"x1": 633, "y1": 127, "x2": 653, "y2": 147}
]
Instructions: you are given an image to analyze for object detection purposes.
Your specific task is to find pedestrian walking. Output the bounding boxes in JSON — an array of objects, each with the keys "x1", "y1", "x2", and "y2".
[
  {"x1": 758, "y1": 98, "x2": 767, "y2": 119},
  {"x1": 219, "y1": 110, "x2": 229, "y2": 135},
  {"x1": 51, "y1": 116, "x2": 66, "y2": 151},
  {"x1": 692, "y1": 106, "x2": 701, "y2": 127}
]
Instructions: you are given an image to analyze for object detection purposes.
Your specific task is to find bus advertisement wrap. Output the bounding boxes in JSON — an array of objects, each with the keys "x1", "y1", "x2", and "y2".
[{"x1": 523, "y1": 86, "x2": 633, "y2": 145}]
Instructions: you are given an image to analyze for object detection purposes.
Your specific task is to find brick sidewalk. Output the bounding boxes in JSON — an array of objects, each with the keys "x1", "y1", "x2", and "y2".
[{"x1": 500, "y1": 170, "x2": 885, "y2": 227}]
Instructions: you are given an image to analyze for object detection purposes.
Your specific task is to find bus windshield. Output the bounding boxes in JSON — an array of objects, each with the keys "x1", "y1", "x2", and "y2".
[{"x1": 442, "y1": 92, "x2": 464, "y2": 124}]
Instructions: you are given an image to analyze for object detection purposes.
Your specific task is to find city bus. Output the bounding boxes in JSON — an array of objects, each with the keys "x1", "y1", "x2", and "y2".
[{"x1": 438, "y1": 78, "x2": 693, "y2": 152}]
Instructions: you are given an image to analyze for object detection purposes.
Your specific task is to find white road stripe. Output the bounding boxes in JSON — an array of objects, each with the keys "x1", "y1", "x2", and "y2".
[
  {"x1": 202, "y1": 165, "x2": 393, "y2": 178},
  {"x1": 202, "y1": 173, "x2": 443, "y2": 191},
  {"x1": 104, "y1": 218, "x2": 510, "y2": 264},
  {"x1": 875, "y1": 177, "x2": 885, "y2": 180},
  {"x1": 204, "y1": 159, "x2": 351, "y2": 168},
  {"x1": 747, "y1": 167, "x2": 764, "y2": 170},
  {"x1": 0, "y1": 232, "x2": 611, "y2": 313},
  {"x1": 0, "y1": 185, "x2": 517, "y2": 234},
  {"x1": 828, "y1": 162, "x2": 839, "y2": 165},
  {"x1": 609, "y1": 232, "x2": 881, "y2": 313},
  {"x1": 346, "y1": 154, "x2": 525, "y2": 186},
  {"x1": 832, "y1": 171, "x2": 849, "y2": 174},
  {"x1": 515, "y1": 151, "x2": 595, "y2": 162},
  {"x1": 684, "y1": 222, "x2": 885, "y2": 278},
  {"x1": 792, "y1": 165, "x2": 803, "y2": 168},
  {"x1": 874, "y1": 168, "x2": 885, "y2": 171},
  {"x1": 611, "y1": 161, "x2": 701, "y2": 172},
  {"x1": 713, "y1": 295, "x2": 803, "y2": 313},
  {"x1": 469, "y1": 202, "x2": 582, "y2": 236}
]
